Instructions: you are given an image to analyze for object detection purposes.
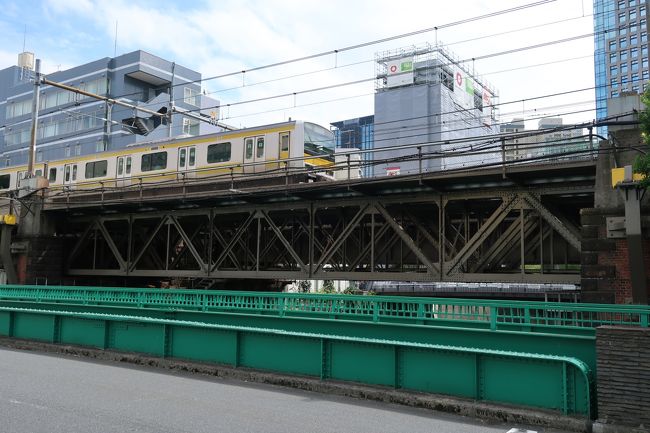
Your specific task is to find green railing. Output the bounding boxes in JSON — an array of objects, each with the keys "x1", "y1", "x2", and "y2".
[
  {"x1": 0, "y1": 285, "x2": 648, "y2": 331},
  {"x1": 0, "y1": 305, "x2": 593, "y2": 417}
]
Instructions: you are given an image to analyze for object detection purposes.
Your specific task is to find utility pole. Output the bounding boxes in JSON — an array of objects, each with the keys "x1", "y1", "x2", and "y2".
[
  {"x1": 27, "y1": 58, "x2": 41, "y2": 176},
  {"x1": 169, "y1": 61, "x2": 175, "y2": 138}
]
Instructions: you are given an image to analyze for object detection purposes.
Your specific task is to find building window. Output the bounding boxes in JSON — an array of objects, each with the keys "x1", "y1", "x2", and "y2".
[
  {"x1": 618, "y1": 0, "x2": 625, "y2": 8},
  {"x1": 611, "y1": 78, "x2": 619, "y2": 89},
  {"x1": 630, "y1": 0, "x2": 637, "y2": 6},
  {"x1": 622, "y1": 50, "x2": 629, "y2": 61},
  {"x1": 643, "y1": 32, "x2": 648, "y2": 42},
  {"x1": 630, "y1": 24, "x2": 638, "y2": 34},
  {"x1": 631, "y1": 47, "x2": 638, "y2": 58},
  {"x1": 632, "y1": 59, "x2": 639, "y2": 70},
  {"x1": 643, "y1": 45, "x2": 648, "y2": 56},
  {"x1": 631, "y1": 34, "x2": 638, "y2": 45},
  {"x1": 633, "y1": 85, "x2": 640, "y2": 92},
  {"x1": 75, "y1": 144, "x2": 81, "y2": 156},
  {"x1": 610, "y1": 52, "x2": 618, "y2": 62},
  {"x1": 620, "y1": 26, "x2": 628, "y2": 36},
  {"x1": 621, "y1": 63, "x2": 629, "y2": 74},
  {"x1": 611, "y1": 91, "x2": 619, "y2": 97},
  {"x1": 183, "y1": 87, "x2": 198, "y2": 106},
  {"x1": 609, "y1": 40, "x2": 617, "y2": 50},
  {"x1": 141, "y1": 151, "x2": 168, "y2": 171},
  {"x1": 619, "y1": 12, "x2": 627, "y2": 22},
  {"x1": 611, "y1": 65, "x2": 619, "y2": 76},
  {"x1": 630, "y1": 10, "x2": 637, "y2": 21},
  {"x1": 84, "y1": 160, "x2": 108, "y2": 178},
  {"x1": 641, "y1": 5, "x2": 646, "y2": 16},
  {"x1": 207, "y1": 142, "x2": 231, "y2": 163},
  {"x1": 64, "y1": 146, "x2": 71, "y2": 157},
  {"x1": 643, "y1": 57, "x2": 649, "y2": 68},
  {"x1": 641, "y1": 18, "x2": 647, "y2": 29},
  {"x1": 643, "y1": 70, "x2": 649, "y2": 80},
  {"x1": 620, "y1": 38, "x2": 628, "y2": 48},
  {"x1": 632, "y1": 72, "x2": 639, "y2": 83}
]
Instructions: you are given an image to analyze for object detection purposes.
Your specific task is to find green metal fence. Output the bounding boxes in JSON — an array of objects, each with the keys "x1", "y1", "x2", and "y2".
[
  {"x1": 0, "y1": 305, "x2": 593, "y2": 417},
  {"x1": 0, "y1": 285, "x2": 648, "y2": 331}
]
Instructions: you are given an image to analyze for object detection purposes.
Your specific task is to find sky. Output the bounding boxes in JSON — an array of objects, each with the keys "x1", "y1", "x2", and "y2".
[{"x1": 0, "y1": 0, "x2": 595, "y2": 130}]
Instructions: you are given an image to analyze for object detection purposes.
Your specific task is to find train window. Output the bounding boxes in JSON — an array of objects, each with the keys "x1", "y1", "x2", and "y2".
[
  {"x1": 141, "y1": 151, "x2": 168, "y2": 171},
  {"x1": 179, "y1": 148, "x2": 186, "y2": 167},
  {"x1": 207, "y1": 142, "x2": 231, "y2": 163},
  {"x1": 85, "y1": 160, "x2": 108, "y2": 178},
  {"x1": 35, "y1": 169, "x2": 42, "y2": 177},
  {"x1": 48, "y1": 168, "x2": 57, "y2": 183},
  {"x1": 256, "y1": 137, "x2": 265, "y2": 158},
  {"x1": 72, "y1": 165, "x2": 77, "y2": 181},
  {"x1": 0, "y1": 175, "x2": 10, "y2": 189},
  {"x1": 189, "y1": 147, "x2": 196, "y2": 166},
  {"x1": 280, "y1": 133, "x2": 290, "y2": 152},
  {"x1": 126, "y1": 157, "x2": 132, "y2": 174},
  {"x1": 245, "y1": 138, "x2": 254, "y2": 159},
  {"x1": 65, "y1": 166, "x2": 70, "y2": 182}
]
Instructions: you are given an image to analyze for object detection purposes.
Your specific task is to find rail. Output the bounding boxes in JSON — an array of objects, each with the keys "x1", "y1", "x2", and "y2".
[{"x1": 0, "y1": 285, "x2": 648, "y2": 331}]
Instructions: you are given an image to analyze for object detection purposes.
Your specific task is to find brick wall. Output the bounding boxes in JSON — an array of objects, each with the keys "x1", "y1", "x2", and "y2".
[
  {"x1": 596, "y1": 326, "x2": 650, "y2": 428},
  {"x1": 581, "y1": 208, "x2": 650, "y2": 304}
]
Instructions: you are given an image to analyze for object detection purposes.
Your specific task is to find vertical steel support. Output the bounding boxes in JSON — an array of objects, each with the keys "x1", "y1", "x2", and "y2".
[
  {"x1": 520, "y1": 205, "x2": 525, "y2": 276},
  {"x1": 127, "y1": 215, "x2": 133, "y2": 276},
  {"x1": 309, "y1": 204, "x2": 314, "y2": 278},
  {"x1": 439, "y1": 197, "x2": 445, "y2": 280},
  {"x1": 371, "y1": 211, "x2": 375, "y2": 272},
  {"x1": 165, "y1": 221, "x2": 170, "y2": 271},
  {"x1": 208, "y1": 210, "x2": 214, "y2": 277},
  {"x1": 256, "y1": 214, "x2": 261, "y2": 273},
  {"x1": 539, "y1": 215, "x2": 544, "y2": 274}
]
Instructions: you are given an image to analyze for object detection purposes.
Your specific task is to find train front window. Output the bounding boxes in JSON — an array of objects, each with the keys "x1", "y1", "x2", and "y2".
[{"x1": 304, "y1": 122, "x2": 335, "y2": 155}]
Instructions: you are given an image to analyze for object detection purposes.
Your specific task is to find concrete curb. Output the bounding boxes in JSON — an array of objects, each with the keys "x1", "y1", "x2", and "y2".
[{"x1": 0, "y1": 337, "x2": 590, "y2": 432}]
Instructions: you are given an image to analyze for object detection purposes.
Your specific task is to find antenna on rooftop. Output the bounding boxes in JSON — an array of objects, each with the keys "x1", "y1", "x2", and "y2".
[{"x1": 22, "y1": 24, "x2": 26, "y2": 52}]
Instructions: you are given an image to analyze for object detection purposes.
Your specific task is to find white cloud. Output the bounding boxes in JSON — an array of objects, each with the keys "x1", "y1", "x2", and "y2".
[{"x1": 23, "y1": 0, "x2": 596, "y2": 129}]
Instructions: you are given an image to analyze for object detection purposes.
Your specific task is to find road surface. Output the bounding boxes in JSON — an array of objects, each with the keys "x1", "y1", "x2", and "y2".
[{"x1": 0, "y1": 348, "x2": 568, "y2": 433}]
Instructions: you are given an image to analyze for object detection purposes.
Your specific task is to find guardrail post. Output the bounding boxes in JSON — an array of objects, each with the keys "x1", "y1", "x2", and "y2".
[
  {"x1": 279, "y1": 297, "x2": 285, "y2": 317},
  {"x1": 641, "y1": 312, "x2": 649, "y2": 327},
  {"x1": 373, "y1": 301, "x2": 379, "y2": 323},
  {"x1": 490, "y1": 308, "x2": 497, "y2": 331},
  {"x1": 524, "y1": 307, "x2": 532, "y2": 331},
  {"x1": 417, "y1": 302, "x2": 424, "y2": 325}
]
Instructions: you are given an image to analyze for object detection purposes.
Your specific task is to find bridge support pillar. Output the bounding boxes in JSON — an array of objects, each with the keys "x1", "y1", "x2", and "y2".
[{"x1": 12, "y1": 197, "x2": 65, "y2": 284}]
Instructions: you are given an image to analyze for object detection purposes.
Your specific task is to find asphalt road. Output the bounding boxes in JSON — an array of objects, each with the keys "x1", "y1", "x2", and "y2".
[{"x1": 0, "y1": 348, "x2": 567, "y2": 433}]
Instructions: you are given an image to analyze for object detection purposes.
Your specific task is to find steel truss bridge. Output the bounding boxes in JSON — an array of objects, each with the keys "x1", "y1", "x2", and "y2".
[{"x1": 46, "y1": 160, "x2": 595, "y2": 284}]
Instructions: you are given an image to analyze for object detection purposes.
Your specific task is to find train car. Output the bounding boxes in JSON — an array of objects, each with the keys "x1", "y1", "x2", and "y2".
[{"x1": 0, "y1": 119, "x2": 336, "y2": 192}]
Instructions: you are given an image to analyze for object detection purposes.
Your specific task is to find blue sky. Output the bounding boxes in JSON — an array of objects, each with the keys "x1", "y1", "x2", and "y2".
[{"x1": 0, "y1": 0, "x2": 595, "y2": 129}]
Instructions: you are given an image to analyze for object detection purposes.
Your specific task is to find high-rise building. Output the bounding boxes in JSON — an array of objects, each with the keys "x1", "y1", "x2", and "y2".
[
  {"x1": 330, "y1": 115, "x2": 374, "y2": 177},
  {"x1": 594, "y1": 0, "x2": 649, "y2": 135},
  {"x1": 0, "y1": 50, "x2": 222, "y2": 168},
  {"x1": 372, "y1": 43, "x2": 499, "y2": 176}
]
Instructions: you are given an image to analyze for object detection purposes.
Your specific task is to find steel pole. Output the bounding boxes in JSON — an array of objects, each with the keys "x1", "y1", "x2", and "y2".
[{"x1": 27, "y1": 58, "x2": 41, "y2": 176}]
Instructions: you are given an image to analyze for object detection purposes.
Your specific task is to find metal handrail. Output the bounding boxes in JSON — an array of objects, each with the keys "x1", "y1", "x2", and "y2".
[{"x1": 0, "y1": 285, "x2": 648, "y2": 329}]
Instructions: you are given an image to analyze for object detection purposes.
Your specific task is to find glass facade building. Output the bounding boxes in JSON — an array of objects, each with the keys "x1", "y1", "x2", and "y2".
[
  {"x1": 594, "y1": 0, "x2": 649, "y2": 135},
  {"x1": 330, "y1": 115, "x2": 374, "y2": 177}
]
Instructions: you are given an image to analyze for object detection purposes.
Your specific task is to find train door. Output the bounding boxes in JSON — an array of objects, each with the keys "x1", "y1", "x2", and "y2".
[
  {"x1": 243, "y1": 136, "x2": 265, "y2": 174},
  {"x1": 279, "y1": 132, "x2": 290, "y2": 169},
  {"x1": 63, "y1": 163, "x2": 78, "y2": 186},
  {"x1": 116, "y1": 155, "x2": 132, "y2": 187},
  {"x1": 178, "y1": 146, "x2": 196, "y2": 179}
]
